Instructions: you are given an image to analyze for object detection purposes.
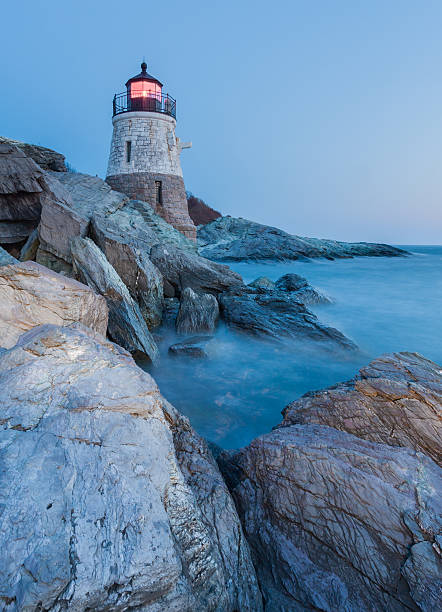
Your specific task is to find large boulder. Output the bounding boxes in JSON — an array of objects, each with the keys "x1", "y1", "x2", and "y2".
[
  {"x1": 198, "y1": 216, "x2": 408, "y2": 261},
  {"x1": 150, "y1": 243, "x2": 243, "y2": 297},
  {"x1": 274, "y1": 273, "x2": 332, "y2": 304},
  {"x1": 218, "y1": 351, "x2": 442, "y2": 611},
  {"x1": 219, "y1": 424, "x2": 441, "y2": 612},
  {"x1": 0, "y1": 323, "x2": 262, "y2": 611},
  {"x1": 282, "y1": 352, "x2": 442, "y2": 466},
  {"x1": 71, "y1": 237, "x2": 158, "y2": 363},
  {"x1": 0, "y1": 261, "x2": 107, "y2": 348},
  {"x1": 176, "y1": 287, "x2": 219, "y2": 335},
  {"x1": 0, "y1": 136, "x2": 67, "y2": 172},
  {"x1": 219, "y1": 287, "x2": 356, "y2": 350}
]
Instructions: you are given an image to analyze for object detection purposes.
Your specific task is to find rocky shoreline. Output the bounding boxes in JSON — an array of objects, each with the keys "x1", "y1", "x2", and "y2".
[{"x1": 0, "y1": 139, "x2": 440, "y2": 611}]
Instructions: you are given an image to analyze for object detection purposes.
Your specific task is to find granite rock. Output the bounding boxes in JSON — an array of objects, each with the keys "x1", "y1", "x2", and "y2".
[
  {"x1": 0, "y1": 136, "x2": 67, "y2": 172},
  {"x1": 282, "y1": 351, "x2": 442, "y2": 466},
  {"x1": 0, "y1": 246, "x2": 17, "y2": 266},
  {"x1": 71, "y1": 237, "x2": 159, "y2": 362},
  {"x1": 0, "y1": 323, "x2": 262, "y2": 611},
  {"x1": 274, "y1": 273, "x2": 332, "y2": 304},
  {"x1": 219, "y1": 424, "x2": 441, "y2": 611},
  {"x1": 0, "y1": 261, "x2": 108, "y2": 348},
  {"x1": 150, "y1": 243, "x2": 243, "y2": 298},
  {"x1": 176, "y1": 287, "x2": 219, "y2": 335},
  {"x1": 219, "y1": 286, "x2": 356, "y2": 350},
  {"x1": 198, "y1": 216, "x2": 408, "y2": 261}
]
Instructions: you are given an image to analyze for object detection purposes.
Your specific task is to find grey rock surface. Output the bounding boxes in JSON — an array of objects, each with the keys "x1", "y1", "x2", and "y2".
[
  {"x1": 0, "y1": 220, "x2": 38, "y2": 243},
  {"x1": 91, "y1": 216, "x2": 164, "y2": 329},
  {"x1": 150, "y1": 243, "x2": 243, "y2": 297},
  {"x1": 219, "y1": 423, "x2": 441, "y2": 611},
  {"x1": 274, "y1": 273, "x2": 332, "y2": 304},
  {"x1": 248, "y1": 276, "x2": 276, "y2": 291},
  {"x1": 0, "y1": 245, "x2": 17, "y2": 266},
  {"x1": 71, "y1": 237, "x2": 159, "y2": 363},
  {"x1": 0, "y1": 136, "x2": 67, "y2": 171},
  {"x1": 0, "y1": 261, "x2": 108, "y2": 348},
  {"x1": 219, "y1": 286, "x2": 356, "y2": 350},
  {"x1": 198, "y1": 216, "x2": 408, "y2": 261},
  {"x1": 19, "y1": 227, "x2": 39, "y2": 261},
  {"x1": 0, "y1": 323, "x2": 262, "y2": 611},
  {"x1": 169, "y1": 336, "x2": 213, "y2": 359},
  {"x1": 176, "y1": 287, "x2": 219, "y2": 335},
  {"x1": 162, "y1": 297, "x2": 180, "y2": 328},
  {"x1": 282, "y1": 351, "x2": 442, "y2": 466}
]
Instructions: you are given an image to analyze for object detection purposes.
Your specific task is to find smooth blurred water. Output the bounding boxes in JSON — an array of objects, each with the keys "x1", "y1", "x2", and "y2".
[{"x1": 146, "y1": 246, "x2": 442, "y2": 449}]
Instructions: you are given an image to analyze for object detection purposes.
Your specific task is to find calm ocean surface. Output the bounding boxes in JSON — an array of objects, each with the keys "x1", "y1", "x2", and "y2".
[{"x1": 148, "y1": 246, "x2": 442, "y2": 449}]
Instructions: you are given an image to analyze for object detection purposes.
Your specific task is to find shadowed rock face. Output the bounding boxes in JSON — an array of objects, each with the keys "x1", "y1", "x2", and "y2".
[
  {"x1": 0, "y1": 324, "x2": 262, "y2": 612},
  {"x1": 0, "y1": 261, "x2": 108, "y2": 348},
  {"x1": 198, "y1": 216, "x2": 408, "y2": 262},
  {"x1": 176, "y1": 287, "x2": 219, "y2": 335},
  {"x1": 282, "y1": 352, "x2": 442, "y2": 466},
  {"x1": 219, "y1": 286, "x2": 356, "y2": 350},
  {"x1": 71, "y1": 237, "x2": 159, "y2": 363},
  {"x1": 217, "y1": 352, "x2": 442, "y2": 611},
  {"x1": 0, "y1": 136, "x2": 67, "y2": 172}
]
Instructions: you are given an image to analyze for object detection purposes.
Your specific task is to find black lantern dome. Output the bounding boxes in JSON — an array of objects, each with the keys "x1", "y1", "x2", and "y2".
[{"x1": 112, "y1": 62, "x2": 176, "y2": 119}]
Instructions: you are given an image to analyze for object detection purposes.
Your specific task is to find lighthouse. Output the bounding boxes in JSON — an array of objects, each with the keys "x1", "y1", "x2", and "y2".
[{"x1": 106, "y1": 62, "x2": 196, "y2": 240}]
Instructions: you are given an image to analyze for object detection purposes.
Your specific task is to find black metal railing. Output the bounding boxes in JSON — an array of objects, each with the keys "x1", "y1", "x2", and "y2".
[{"x1": 113, "y1": 92, "x2": 176, "y2": 118}]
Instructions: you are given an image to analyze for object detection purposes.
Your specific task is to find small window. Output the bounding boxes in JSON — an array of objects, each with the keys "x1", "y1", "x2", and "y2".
[
  {"x1": 155, "y1": 180, "x2": 162, "y2": 205},
  {"x1": 126, "y1": 141, "x2": 132, "y2": 163}
]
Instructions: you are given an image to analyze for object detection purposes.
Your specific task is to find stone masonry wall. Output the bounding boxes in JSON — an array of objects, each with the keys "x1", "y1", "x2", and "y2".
[{"x1": 107, "y1": 172, "x2": 196, "y2": 241}]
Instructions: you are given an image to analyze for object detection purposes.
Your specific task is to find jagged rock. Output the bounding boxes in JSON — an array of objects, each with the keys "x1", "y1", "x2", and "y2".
[
  {"x1": 198, "y1": 216, "x2": 408, "y2": 261},
  {"x1": 0, "y1": 261, "x2": 107, "y2": 348},
  {"x1": 169, "y1": 336, "x2": 213, "y2": 359},
  {"x1": 71, "y1": 237, "x2": 158, "y2": 363},
  {"x1": 282, "y1": 352, "x2": 442, "y2": 466},
  {"x1": 219, "y1": 423, "x2": 441, "y2": 611},
  {"x1": 162, "y1": 297, "x2": 180, "y2": 328},
  {"x1": 19, "y1": 228, "x2": 39, "y2": 261},
  {"x1": 219, "y1": 286, "x2": 356, "y2": 350},
  {"x1": 176, "y1": 287, "x2": 219, "y2": 335},
  {"x1": 91, "y1": 216, "x2": 164, "y2": 329},
  {"x1": 0, "y1": 323, "x2": 262, "y2": 611},
  {"x1": 187, "y1": 193, "x2": 222, "y2": 226},
  {"x1": 150, "y1": 243, "x2": 243, "y2": 297},
  {"x1": 274, "y1": 273, "x2": 332, "y2": 304},
  {"x1": 248, "y1": 276, "x2": 276, "y2": 291},
  {"x1": 0, "y1": 136, "x2": 67, "y2": 172},
  {"x1": 0, "y1": 246, "x2": 17, "y2": 266}
]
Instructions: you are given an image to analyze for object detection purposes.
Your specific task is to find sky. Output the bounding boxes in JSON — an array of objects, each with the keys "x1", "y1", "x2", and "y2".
[{"x1": 1, "y1": 0, "x2": 442, "y2": 244}]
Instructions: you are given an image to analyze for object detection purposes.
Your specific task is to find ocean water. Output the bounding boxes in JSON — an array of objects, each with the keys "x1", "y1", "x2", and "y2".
[{"x1": 147, "y1": 246, "x2": 442, "y2": 449}]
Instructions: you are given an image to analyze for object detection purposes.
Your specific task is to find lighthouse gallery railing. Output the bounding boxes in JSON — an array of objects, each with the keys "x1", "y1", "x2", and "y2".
[{"x1": 112, "y1": 92, "x2": 176, "y2": 119}]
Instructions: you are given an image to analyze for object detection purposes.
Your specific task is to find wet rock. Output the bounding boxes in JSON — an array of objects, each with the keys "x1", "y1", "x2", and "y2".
[
  {"x1": 0, "y1": 246, "x2": 17, "y2": 266},
  {"x1": 0, "y1": 136, "x2": 67, "y2": 172},
  {"x1": 71, "y1": 237, "x2": 158, "y2": 363},
  {"x1": 198, "y1": 216, "x2": 408, "y2": 261},
  {"x1": 219, "y1": 287, "x2": 356, "y2": 350},
  {"x1": 0, "y1": 261, "x2": 108, "y2": 348},
  {"x1": 176, "y1": 287, "x2": 219, "y2": 335},
  {"x1": 0, "y1": 323, "x2": 262, "y2": 611},
  {"x1": 275, "y1": 273, "x2": 332, "y2": 304},
  {"x1": 150, "y1": 243, "x2": 243, "y2": 297},
  {"x1": 162, "y1": 297, "x2": 180, "y2": 328},
  {"x1": 219, "y1": 423, "x2": 441, "y2": 611},
  {"x1": 169, "y1": 336, "x2": 213, "y2": 359},
  {"x1": 282, "y1": 351, "x2": 442, "y2": 466},
  {"x1": 248, "y1": 276, "x2": 276, "y2": 291}
]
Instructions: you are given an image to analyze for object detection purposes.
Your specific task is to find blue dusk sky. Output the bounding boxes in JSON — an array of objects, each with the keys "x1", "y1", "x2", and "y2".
[{"x1": 1, "y1": 0, "x2": 442, "y2": 244}]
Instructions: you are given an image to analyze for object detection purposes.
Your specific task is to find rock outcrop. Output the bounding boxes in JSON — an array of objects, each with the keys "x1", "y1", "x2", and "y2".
[
  {"x1": 169, "y1": 336, "x2": 212, "y2": 358},
  {"x1": 218, "y1": 352, "x2": 442, "y2": 611},
  {"x1": 150, "y1": 243, "x2": 243, "y2": 297},
  {"x1": 0, "y1": 246, "x2": 17, "y2": 266},
  {"x1": 219, "y1": 286, "x2": 356, "y2": 350},
  {"x1": 187, "y1": 193, "x2": 222, "y2": 226},
  {"x1": 71, "y1": 237, "x2": 158, "y2": 362},
  {"x1": 0, "y1": 261, "x2": 108, "y2": 348},
  {"x1": 0, "y1": 323, "x2": 262, "y2": 611},
  {"x1": 274, "y1": 273, "x2": 332, "y2": 304},
  {"x1": 282, "y1": 352, "x2": 442, "y2": 466},
  {"x1": 176, "y1": 287, "x2": 219, "y2": 335},
  {"x1": 0, "y1": 136, "x2": 67, "y2": 172},
  {"x1": 198, "y1": 216, "x2": 407, "y2": 261}
]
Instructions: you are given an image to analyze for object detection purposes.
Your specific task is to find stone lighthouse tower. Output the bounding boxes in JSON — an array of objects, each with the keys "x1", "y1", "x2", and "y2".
[{"x1": 106, "y1": 62, "x2": 196, "y2": 240}]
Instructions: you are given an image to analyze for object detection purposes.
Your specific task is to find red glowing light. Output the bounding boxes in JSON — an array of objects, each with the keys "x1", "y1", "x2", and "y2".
[{"x1": 130, "y1": 81, "x2": 162, "y2": 100}]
